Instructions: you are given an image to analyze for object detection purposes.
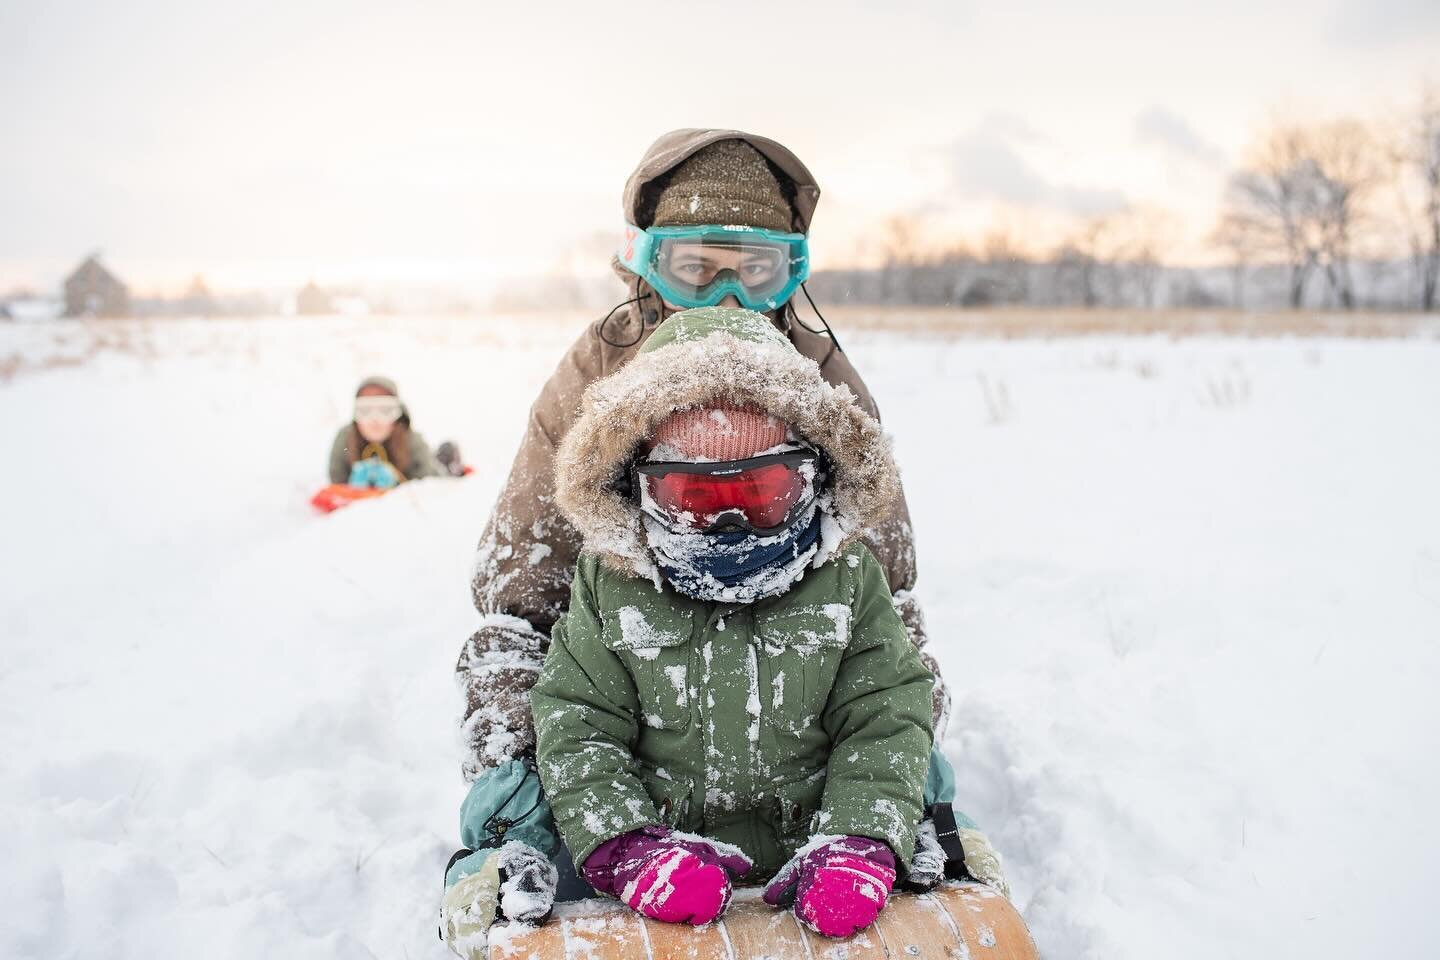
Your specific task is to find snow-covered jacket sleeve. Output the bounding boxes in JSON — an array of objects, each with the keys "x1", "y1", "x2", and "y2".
[
  {"x1": 530, "y1": 557, "x2": 659, "y2": 867},
  {"x1": 816, "y1": 548, "x2": 935, "y2": 863},
  {"x1": 454, "y1": 328, "x2": 598, "y2": 780}
]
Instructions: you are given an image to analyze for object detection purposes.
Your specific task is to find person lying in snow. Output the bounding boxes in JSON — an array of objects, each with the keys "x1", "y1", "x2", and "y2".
[
  {"x1": 439, "y1": 308, "x2": 1009, "y2": 952},
  {"x1": 326, "y1": 375, "x2": 463, "y2": 487}
]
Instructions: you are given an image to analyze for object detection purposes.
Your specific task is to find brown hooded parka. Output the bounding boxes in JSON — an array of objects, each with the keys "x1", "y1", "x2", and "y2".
[{"x1": 455, "y1": 129, "x2": 946, "y2": 780}]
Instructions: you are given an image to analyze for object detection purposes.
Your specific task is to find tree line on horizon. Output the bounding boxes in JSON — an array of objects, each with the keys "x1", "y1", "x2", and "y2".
[
  {"x1": 12, "y1": 92, "x2": 1436, "y2": 319},
  {"x1": 808, "y1": 91, "x2": 1440, "y2": 313}
]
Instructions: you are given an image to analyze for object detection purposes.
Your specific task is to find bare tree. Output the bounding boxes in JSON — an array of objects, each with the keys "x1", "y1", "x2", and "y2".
[
  {"x1": 1308, "y1": 120, "x2": 1381, "y2": 308},
  {"x1": 1220, "y1": 119, "x2": 1382, "y2": 309},
  {"x1": 978, "y1": 228, "x2": 1031, "y2": 305},
  {"x1": 1110, "y1": 206, "x2": 1177, "y2": 308},
  {"x1": 1221, "y1": 125, "x2": 1325, "y2": 307},
  {"x1": 875, "y1": 214, "x2": 927, "y2": 304},
  {"x1": 1389, "y1": 87, "x2": 1440, "y2": 311},
  {"x1": 878, "y1": 214, "x2": 926, "y2": 267},
  {"x1": 1055, "y1": 215, "x2": 1116, "y2": 307},
  {"x1": 1211, "y1": 213, "x2": 1261, "y2": 309}
]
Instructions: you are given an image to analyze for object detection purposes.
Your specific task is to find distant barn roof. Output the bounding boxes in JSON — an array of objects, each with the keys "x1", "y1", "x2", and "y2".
[
  {"x1": 65, "y1": 255, "x2": 125, "y2": 291},
  {"x1": 63, "y1": 253, "x2": 129, "y2": 317}
]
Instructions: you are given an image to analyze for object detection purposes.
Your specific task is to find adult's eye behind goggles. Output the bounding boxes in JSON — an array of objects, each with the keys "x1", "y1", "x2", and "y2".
[
  {"x1": 634, "y1": 449, "x2": 824, "y2": 537},
  {"x1": 618, "y1": 223, "x2": 810, "y2": 311}
]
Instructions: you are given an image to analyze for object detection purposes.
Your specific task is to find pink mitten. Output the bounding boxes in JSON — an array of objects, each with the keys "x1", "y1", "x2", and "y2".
[
  {"x1": 583, "y1": 826, "x2": 753, "y2": 925},
  {"x1": 763, "y1": 836, "x2": 896, "y2": 938}
]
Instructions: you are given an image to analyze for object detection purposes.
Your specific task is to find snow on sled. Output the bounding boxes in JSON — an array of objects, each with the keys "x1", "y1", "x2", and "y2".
[
  {"x1": 309, "y1": 483, "x2": 389, "y2": 513},
  {"x1": 483, "y1": 882, "x2": 1038, "y2": 960}
]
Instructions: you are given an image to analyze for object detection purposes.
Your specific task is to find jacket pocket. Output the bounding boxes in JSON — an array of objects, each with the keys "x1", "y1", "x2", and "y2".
[
  {"x1": 601, "y1": 605, "x2": 694, "y2": 730},
  {"x1": 774, "y1": 773, "x2": 828, "y2": 848},
  {"x1": 639, "y1": 765, "x2": 693, "y2": 828},
  {"x1": 754, "y1": 603, "x2": 852, "y2": 729}
]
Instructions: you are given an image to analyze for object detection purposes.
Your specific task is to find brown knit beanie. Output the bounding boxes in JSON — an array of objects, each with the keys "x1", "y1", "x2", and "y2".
[
  {"x1": 648, "y1": 406, "x2": 788, "y2": 461},
  {"x1": 355, "y1": 374, "x2": 399, "y2": 397},
  {"x1": 652, "y1": 140, "x2": 794, "y2": 233}
]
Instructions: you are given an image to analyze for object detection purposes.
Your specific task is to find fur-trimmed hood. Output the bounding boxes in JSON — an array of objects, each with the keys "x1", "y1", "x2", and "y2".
[{"x1": 554, "y1": 307, "x2": 900, "y2": 580}]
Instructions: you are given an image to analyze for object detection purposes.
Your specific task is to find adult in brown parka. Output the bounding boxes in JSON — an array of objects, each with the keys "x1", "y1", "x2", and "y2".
[{"x1": 455, "y1": 130, "x2": 950, "y2": 782}]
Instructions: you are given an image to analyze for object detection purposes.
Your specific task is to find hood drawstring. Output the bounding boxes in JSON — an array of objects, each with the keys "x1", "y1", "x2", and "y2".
[
  {"x1": 478, "y1": 756, "x2": 545, "y2": 850},
  {"x1": 787, "y1": 281, "x2": 844, "y2": 355},
  {"x1": 596, "y1": 291, "x2": 657, "y2": 348}
]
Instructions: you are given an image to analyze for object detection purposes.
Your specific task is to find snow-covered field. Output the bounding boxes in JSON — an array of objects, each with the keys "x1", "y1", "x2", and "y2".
[{"x1": 3, "y1": 315, "x2": 1438, "y2": 960}]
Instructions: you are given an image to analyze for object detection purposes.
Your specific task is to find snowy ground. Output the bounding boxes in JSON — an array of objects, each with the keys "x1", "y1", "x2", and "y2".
[{"x1": 2, "y1": 315, "x2": 1438, "y2": 960}]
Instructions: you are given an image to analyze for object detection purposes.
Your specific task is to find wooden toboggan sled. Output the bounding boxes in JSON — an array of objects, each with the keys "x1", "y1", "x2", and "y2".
[{"x1": 483, "y1": 883, "x2": 1039, "y2": 960}]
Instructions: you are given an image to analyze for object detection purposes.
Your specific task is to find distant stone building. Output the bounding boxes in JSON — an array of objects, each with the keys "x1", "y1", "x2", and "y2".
[
  {"x1": 296, "y1": 280, "x2": 333, "y2": 316},
  {"x1": 63, "y1": 254, "x2": 129, "y2": 318}
]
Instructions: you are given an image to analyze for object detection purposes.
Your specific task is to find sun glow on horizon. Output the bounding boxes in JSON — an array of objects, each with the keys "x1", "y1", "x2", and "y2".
[{"x1": 2, "y1": 1, "x2": 1436, "y2": 297}]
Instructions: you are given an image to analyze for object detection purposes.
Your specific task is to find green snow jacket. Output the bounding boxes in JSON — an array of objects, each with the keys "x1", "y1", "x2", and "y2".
[
  {"x1": 531, "y1": 306, "x2": 934, "y2": 882},
  {"x1": 532, "y1": 545, "x2": 933, "y2": 881}
]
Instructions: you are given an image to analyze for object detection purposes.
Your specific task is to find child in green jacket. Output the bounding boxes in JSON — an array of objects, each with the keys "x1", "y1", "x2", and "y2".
[{"x1": 527, "y1": 306, "x2": 935, "y2": 937}]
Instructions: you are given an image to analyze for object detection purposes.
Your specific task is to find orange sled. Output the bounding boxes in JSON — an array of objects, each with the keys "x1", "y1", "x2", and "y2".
[
  {"x1": 484, "y1": 882, "x2": 1038, "y2": 960},
  {"x1": 311, "y1": 465, "x2": 473, "y2": 513},
  {"x1": 309, "y1": 483, "x2": 388, "y2": 513}
]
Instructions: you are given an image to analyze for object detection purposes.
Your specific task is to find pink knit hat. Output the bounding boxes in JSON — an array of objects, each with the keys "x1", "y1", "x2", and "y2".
[{"x1": 649, "y1": 406, "x2": 787, "y2": 461}]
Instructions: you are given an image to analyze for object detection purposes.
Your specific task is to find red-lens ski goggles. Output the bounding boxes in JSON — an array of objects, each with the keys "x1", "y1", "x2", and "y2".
[{"x1": 635, "y1": 450, "x2": 823, "y2": 536}]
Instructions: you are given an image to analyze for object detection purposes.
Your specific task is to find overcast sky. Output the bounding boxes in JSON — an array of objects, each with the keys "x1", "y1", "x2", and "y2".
[{"x1": 2, "y1": 0, "x2": 1437, "y2": 296}]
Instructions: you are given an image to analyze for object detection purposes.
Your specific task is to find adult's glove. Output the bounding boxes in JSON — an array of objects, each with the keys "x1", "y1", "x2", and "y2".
[
  {"x1": 907, "y1": 808, "x2": 1011, "y2": 900},
  {"x1": 953, "y1": 822, "x2": 1010, "y2": 899},
  {"x1": 918, "y1": 750, "x2": 1011, "y2": 899},
  {"x1": 441, "y1": 841, "x2": 557, "y2": 953},
  {"x1": 440, "y1": 759, "x2": 562, "y2": 954}
]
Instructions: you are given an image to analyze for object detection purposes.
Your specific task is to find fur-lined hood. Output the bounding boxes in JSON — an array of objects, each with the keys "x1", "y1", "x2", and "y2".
[{"x1": 554, "y1": 307, "x2": 900, "y2": 580}]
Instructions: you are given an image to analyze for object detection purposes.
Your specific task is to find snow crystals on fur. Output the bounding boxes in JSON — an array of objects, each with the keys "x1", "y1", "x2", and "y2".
[{"x1": 554, "y1": 328, "x2": 900, "y2": 581}]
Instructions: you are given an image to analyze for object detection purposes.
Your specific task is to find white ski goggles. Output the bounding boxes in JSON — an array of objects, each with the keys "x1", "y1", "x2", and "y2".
[{"x1": 354, "y1": 396, "x2": 403, "y2": 423}]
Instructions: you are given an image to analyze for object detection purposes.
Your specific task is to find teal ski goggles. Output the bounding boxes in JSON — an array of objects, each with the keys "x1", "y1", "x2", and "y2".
[{"x1": 618, "y1": 223, "x2": 810, "y2": 311}]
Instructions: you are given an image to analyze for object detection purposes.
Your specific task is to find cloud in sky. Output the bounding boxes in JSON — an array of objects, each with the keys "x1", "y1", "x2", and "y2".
[
  {"x1": 1134, "y1": 106, "x2": 1228, "y2": 169},
  {"x1": 1329, "y1": 0, "x2": 1440, "y2": 46},
  {"x1": 947, "y1": 116, "x2": 1128, "y2": 219}
]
